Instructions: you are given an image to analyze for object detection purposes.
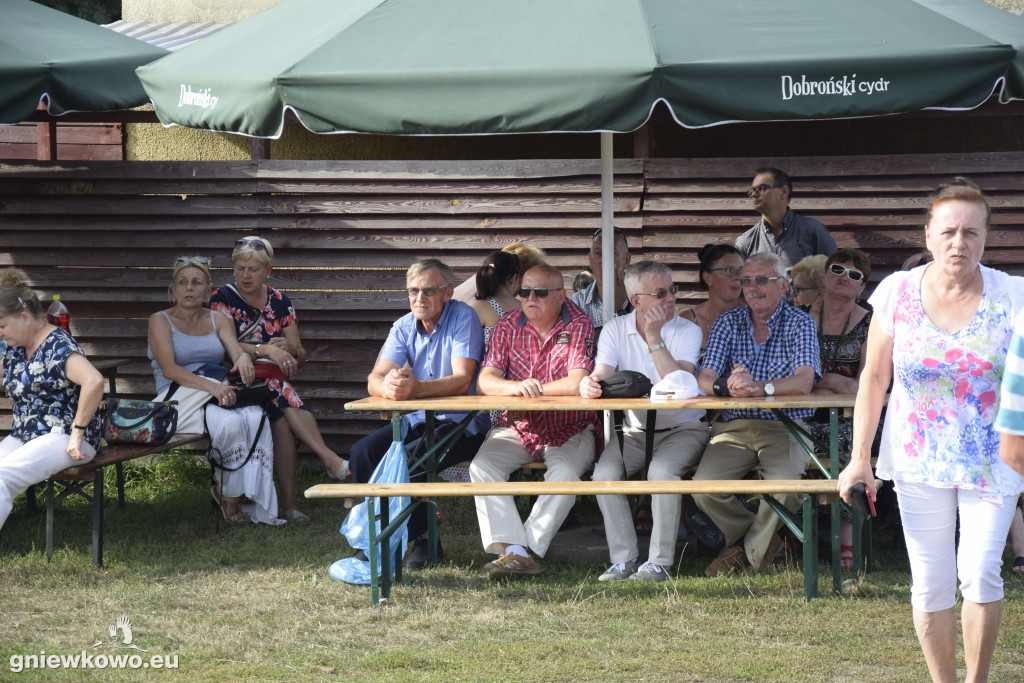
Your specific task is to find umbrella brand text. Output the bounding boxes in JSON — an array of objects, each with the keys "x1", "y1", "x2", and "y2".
[
  {"x1": 781, "y1": 74, "x2": 890, "y2": 100},
  {"x1": 178, "y1": 85, "x2": 218, "y2": 110}
]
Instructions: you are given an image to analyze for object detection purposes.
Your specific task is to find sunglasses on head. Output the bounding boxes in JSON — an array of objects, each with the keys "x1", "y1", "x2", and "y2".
[
  {"x1": 707, "y1": 266, "x2": 743, "y2": 276},
  {"x1": 175, "y1": 256, "x2": 211, "y2": 267},
  {"x1": 519, "y1": 287, "x2": 564, "y2": 299},
  {"x1": 234, "y1": 238, "x2": 268, "y2": 252},
  {"x1": 739, "y1": 275, "x2": 785, "y2": 287},
  {"x1": 634, "y1": 284, "x2": 679, "y2": 299},
  {"x1": 829, "y1": 263, "x2": 865, "y2": 281}
]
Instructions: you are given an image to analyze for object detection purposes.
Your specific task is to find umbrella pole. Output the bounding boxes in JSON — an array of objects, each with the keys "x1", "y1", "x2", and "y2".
[{"x1": 600, "y1": 132, "x2": 615, "y2": 326}]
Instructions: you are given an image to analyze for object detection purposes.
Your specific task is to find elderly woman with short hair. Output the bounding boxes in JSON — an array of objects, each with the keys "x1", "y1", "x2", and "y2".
[
  {"x1": 210, "y1": 236, "x2": 348, "y2": 523},
  {"x1": 839, "y1": 179, "x2": 1024, "y2": 682}
]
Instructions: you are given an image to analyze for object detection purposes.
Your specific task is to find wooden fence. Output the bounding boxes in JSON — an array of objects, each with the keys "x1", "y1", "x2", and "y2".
[{"x1": 0, "y1": 153, "x2": 1021, "y2": 453}]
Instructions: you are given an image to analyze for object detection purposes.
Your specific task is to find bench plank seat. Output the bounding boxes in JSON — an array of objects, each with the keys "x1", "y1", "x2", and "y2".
[{"x1": 45, "y1": 433, "x2": 207, "y2": 567}]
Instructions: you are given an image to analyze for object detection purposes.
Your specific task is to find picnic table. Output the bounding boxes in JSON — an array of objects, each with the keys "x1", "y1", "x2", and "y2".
[{"x1": 309, "y1": 394, "x2": 865, "y2": 604}]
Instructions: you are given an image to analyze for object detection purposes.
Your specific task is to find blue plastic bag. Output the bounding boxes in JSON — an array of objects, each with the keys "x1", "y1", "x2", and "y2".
[{"x1": 329, "y1": 421, "x2": 411, "y2": 585}]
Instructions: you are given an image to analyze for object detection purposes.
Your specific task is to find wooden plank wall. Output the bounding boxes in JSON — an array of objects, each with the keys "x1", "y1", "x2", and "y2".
[
  {"x1": 0, "y1": 153, "x2": 1021, "y2": 453},
  {"x1": 0, "y1": 123, "x2": 125, "y2": 160}
]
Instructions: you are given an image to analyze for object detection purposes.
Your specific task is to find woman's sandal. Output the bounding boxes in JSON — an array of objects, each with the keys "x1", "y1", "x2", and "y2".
[
  {"x1": 841, "y1": 544, "x2": 854, "y2": 569},
  {"x1": 329, "y1": 458, "x2": 350, "y2": 480},
  {"x1": 211, "y1": 485, "x2": 248, "y2": 524},
  {"x1": 282, "y1": 508, "x2": 311, "y2": 523},
  {"x1": 1013, "y1": 556, "x2": 1024, "y2": 573}
]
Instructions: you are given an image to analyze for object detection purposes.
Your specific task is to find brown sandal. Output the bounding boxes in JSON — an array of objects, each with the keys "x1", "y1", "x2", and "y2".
[{"x1": 212, "y1": 485, "x2": 248, "y2": 524}]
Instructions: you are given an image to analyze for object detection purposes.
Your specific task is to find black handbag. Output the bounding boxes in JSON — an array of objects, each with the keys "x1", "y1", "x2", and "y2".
[
  {"x1": 232, "y1": 380, "x2": 273, "y2": 407},
  {"x1": 102, "y1": 398, "x2": 178, "y2": 446},
  {"x1": 599, "y1": 370, "x2": 653, "y2": 398}
]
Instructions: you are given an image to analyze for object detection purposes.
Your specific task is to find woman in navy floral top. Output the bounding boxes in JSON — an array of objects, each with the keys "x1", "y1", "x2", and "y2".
[
  {"x1": 210, "y1": 236, "x2": 347, "y2": 522},
  {"x1": 0, "y1": 269, "x2": 103, "y2": 531}
]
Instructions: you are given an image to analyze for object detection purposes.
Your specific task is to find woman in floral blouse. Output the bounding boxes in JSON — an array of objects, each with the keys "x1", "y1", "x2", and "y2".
[
  {"x1": 209, "y1": 236, "x2": 347, "y2": 523},
  {"x1": 839, "y1": 179, "x2": 1024, "y2": 682},
  {"x1": 0, "y1": 269, "x2": 103, "y2": 531}
]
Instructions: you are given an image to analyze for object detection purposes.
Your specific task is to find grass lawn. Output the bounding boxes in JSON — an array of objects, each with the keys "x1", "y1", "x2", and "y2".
[{"x1": 2, "y1": 453, "x2": 1023, "y2": 681}]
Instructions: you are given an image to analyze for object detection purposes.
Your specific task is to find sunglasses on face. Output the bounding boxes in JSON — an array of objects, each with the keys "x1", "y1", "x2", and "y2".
[
  {"x1": 407, "y1": 285, "x2": 450, "y2": 298},
  {"x1": 746, "y1": 183, "x2": 785, "y2": 198},
  {"x1": 634, "y1": 284, "x2": 679, "y2": 299},
  {"x1": 707, "y1": 266, "x2": 743, "y2": 276},
  {"x1": 739, "y1": 275, "x2": 785, "y2": 287},
  {"x1": 519, "y1": 287, "x2": 564, "y2": 299},
  {"x1": 234, "y1": 238, "x2": 268, "y2": 252},
  {"x1": 828, "y1": 263, "x2": 865, "y2": 281}
]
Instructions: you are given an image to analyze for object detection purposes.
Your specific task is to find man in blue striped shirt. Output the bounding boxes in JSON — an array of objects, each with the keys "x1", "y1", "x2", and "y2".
[
  {"x1": 692, "y1": 253, "x2": 821, "y2": 577},
  {"x1": 997, "y1": 314, "x2": 1024, "y2": 477}
]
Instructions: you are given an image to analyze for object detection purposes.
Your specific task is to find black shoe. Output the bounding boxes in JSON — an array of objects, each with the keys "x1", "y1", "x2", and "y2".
[
  {"x1": 352, "y1": 549, "x2": 368, "y2": 562},
  {"x1": 403, "y1": 537, "x2": 443, "y2": 570}
]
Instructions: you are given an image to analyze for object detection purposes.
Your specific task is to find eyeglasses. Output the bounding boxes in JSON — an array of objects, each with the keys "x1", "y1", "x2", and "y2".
[
  {"x1": 634, "y1": 285, "x2": 678, "y2": 299},
  {"x1": 407, "y1": 285, "x2": 450, "y2": 298},
  {"x1": 519, "y1": 287, "x2": 564, "y2": 299},
  {"x1": 746, "y1": 183, "x2": 785, "y2": 198},
  {"x1": 591, "y1": 227, "x2": 628, "y2": 240},
  {"x1": 791, "y1": 285, "x2": 820, "y2": 295},
  {"x1": 175, "y1": 256, "x2": 211, "y2": 266},
  {"x1": 739, "y1": 275, "x2": 785, "y2": 287},
  {"x1": 707, "y1": 266, "x2": 743, "y2": 276},
  {"x1": 234, "y1": 238, "x2": 268, "y2": 252},
  {"x1": 828, "y1": 263, "x2": 865, "y2": 281}
]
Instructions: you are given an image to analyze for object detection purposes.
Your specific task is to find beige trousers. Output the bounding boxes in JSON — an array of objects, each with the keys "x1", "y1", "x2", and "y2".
[{"x1": 692, "y1": 419, "x2": 810, "y2": 570}]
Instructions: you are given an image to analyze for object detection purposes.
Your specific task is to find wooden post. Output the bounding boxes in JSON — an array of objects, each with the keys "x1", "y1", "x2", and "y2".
[{"x1": 36, "y1": 120, "x2": 57, "y2": 160}]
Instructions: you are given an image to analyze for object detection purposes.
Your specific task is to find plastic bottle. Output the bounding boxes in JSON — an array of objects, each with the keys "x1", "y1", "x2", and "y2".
[{"x1": 47, "y1": 295, "x2": 70, "y2": 333}]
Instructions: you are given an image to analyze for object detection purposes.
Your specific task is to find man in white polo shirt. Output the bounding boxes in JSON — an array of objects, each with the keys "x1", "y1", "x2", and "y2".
[{"x1": 580, "y1": 260, "x2": 709, "y2": 582}]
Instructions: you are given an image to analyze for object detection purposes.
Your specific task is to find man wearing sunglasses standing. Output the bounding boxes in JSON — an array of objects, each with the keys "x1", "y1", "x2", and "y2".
[
  {"x1": 355, "y1": 258, "x2": 489, "y2": 570},
  {"x1": 692, "y1": 253, "x2": 821, "y2": 577},
  {"x1": 580, "y1": 261, "x2": 709, "y2": 582},
  {"x1": 735, "y1": 167, "x2": 837, "y2": 271},
  {"x1": 471, "y1": 265, "x2": 597, "y2": 580}
]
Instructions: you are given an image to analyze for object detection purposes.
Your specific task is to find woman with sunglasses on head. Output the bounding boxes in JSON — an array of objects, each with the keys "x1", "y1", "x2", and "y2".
[
  {"x1": 210, "y1": 236, "x2": 349, "y2": 523},
  {"x1": 839, "y1": 179, "x2": 1024, "y2": 682},
  {"x1": 679, "y1": 244, "x2": 745, "y2": 369},
  {"x1": 470, "y1": 250, "x2": 522, "y2": 350},
  {"x1": 149, "y1": 257, "x2": 281, "y2": 525},
  {"x1": 0, "y1": 269, "x2": 103, "y2": 531}
]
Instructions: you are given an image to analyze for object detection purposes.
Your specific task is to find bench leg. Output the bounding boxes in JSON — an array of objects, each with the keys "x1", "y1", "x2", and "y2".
[
  {"x1": 46, "y1": 480, "x2": 55, "y2": 563},
  {"x1": 116, "y1": 462, "x2": 126, "y2": 510},
  {"x1": 93, "y1": 468, "x2": 104, "y2": 567},
  {"x1": 367, "y1": 496, "x2": 380, "y2": 606},
  {"x1": 830, "y1": 497, "x2": 841, "y2": 594},
  {"x1": 802, "y1": 494, "x2": 819, "y2": 601},
  {"x1": 26, "y1": 483, "x2": 38, "y2": 513}
]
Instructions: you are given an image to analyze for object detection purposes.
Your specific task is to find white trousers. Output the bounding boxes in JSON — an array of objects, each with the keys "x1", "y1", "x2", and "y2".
[
  {"x1": 593, "y1": 421, "x2": 709, "y2": 566},
  {"x1": 0, "y1": 429, "x2": 96, "y2": 530},
  {"x1": 895, "y1": 479, "x2": 1017, "y2": 612},
  {"x1": 470, "y1": 427, "x2": 594, "y2": 557}
]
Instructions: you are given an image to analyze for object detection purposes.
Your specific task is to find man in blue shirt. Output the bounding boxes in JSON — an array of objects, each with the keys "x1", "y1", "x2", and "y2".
[
  {"x1": 351, "y1": 258, "x2": 488, "y2": 569},
  {"x1": 692, "y1": 253, "x2": 821, "y2": 577}
]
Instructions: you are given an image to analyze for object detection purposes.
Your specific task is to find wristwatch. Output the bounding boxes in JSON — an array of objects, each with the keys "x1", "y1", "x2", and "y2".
[
  {"x1": 763, "y1": 381, "x2": 776, "y2": 396},
  {"x1": 254, "y1": 343, "x2": 263, "y2": 359},
  {"x1": 648, "y1": 342, "x2": 666, "y2": 353}
]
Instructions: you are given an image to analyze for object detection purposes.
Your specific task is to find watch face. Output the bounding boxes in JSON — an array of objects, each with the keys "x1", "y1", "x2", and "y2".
[{"x1": 764, "y1": 382, "x2": 775, "y2": 396}]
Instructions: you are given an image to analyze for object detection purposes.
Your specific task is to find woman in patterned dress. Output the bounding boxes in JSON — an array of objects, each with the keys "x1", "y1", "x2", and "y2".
[
  {"x1": 839, "y1": 179, "x2": 1024, "y2": 682},
  {"x1": 209, "y1": 236, "x2": 347, "y2": 523},
  {"x1": 0, "y1": 269, "x2": 103, "y2": 531}
]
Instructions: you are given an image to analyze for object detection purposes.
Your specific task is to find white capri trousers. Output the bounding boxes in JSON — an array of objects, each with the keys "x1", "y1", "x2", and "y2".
[
  {"x1": 895, "y1": 479, "x2": 1017, "y2": 612},
  {"x1": 0, "y1": 428, "x2": 97, "y2": 530},
  {"x1": 470, "y1": 426, "x2": 594, "y2": 558}
]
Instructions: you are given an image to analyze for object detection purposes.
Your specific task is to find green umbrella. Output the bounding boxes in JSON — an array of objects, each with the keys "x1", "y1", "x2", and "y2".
[
  {"x1": 0, "y1": 0, "x2": 168, "y2": 124},
  {"x1": 137, "y1": 0, "x2": 1022, "y2": 138}
]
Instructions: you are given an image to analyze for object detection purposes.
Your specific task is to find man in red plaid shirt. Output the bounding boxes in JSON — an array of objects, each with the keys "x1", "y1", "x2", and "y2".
[{"x1": 470, "y1": 265, "x2": 597, "y2": 580}]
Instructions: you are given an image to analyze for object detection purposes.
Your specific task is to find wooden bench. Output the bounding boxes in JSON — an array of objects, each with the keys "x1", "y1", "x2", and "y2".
[
  {"x1": 307, "y1": 478, "x2": 841, "y2": 605},
  {"x1": 44, "y1": 433, "x2": 207, "y2": 567}
]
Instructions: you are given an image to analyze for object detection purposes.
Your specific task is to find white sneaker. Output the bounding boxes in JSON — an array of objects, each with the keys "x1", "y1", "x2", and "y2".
[
  {"x1": 598, "y1": 559, "x2": 639, "y2": 582},
  {"x1": 629, "y1": 561, "x2": 670, "y2": 582}
]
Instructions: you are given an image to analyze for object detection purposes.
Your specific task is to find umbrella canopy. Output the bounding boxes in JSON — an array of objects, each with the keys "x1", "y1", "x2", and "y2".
[
  {"x1": 0, "y1": 0, "x2": 168, "y2": 124},
  {"x1": 137, "y1": 0, "x2": 1023, "y2": 139}
]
